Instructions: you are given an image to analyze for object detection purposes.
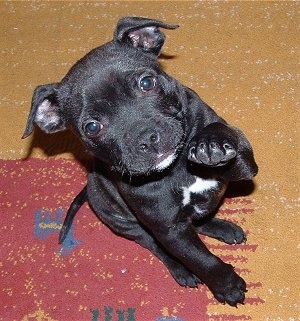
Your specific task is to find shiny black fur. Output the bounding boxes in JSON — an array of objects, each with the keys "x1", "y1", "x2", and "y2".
[{"x1": 23, "y1": 17, "x2": 258, "y2": 306}]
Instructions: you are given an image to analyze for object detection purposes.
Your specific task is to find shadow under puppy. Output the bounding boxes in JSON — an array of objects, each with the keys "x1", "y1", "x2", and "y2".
[{"x1": 23, "y1": 17, "x2": 258, "y2": 306}]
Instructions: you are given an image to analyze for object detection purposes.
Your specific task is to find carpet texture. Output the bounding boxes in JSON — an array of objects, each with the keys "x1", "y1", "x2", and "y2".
[{"x1": 0, "y1": 1, "x2": 299, "y2": 320}]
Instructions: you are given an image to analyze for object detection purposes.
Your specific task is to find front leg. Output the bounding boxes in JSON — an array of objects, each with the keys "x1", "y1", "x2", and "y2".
[
  {"x1": 188, "y1": 122, "x2": 258, "y2": 181},
  {"x1": 151, "y1": 221, "x2": 247, "y2": 306}
]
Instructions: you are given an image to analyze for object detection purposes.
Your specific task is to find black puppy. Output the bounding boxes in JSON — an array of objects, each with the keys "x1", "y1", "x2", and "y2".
[{"x1": 23, "y1": 17, "x2": 258, "y2": 306}]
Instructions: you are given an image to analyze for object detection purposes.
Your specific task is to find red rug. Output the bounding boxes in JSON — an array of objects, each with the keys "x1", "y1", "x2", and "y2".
[{"x1": 1, "y1": 158, "x2": 262, "y2": 321}]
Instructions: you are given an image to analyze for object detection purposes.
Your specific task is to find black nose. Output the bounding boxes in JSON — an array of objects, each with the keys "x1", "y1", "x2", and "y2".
[{"x1": 139, "y1": 130, "x2": 160, "y2": 153}]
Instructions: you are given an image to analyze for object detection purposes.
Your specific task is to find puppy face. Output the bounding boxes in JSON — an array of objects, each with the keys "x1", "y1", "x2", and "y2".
[
  {"x1": 23, "y1": 17, "x2": 185, "y2": 175},
  {"x1": 23, "y1": 42, "x2": 186, "y2": 176},
  {"x1": 68, "y1": 47, "x2": 186, "y2": 175}
]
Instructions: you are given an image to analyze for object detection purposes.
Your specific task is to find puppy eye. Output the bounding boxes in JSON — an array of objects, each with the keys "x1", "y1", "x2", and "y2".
[
  {"x1": 139, "y1": 76, "x2": 156, "y2": 92},
  {"x1": 84, "y1": 121, "x2": 103, "y2": 137}
]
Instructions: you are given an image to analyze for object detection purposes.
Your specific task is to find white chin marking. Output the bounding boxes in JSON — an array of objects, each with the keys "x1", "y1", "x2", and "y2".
[{"x1": 155, "y1": 153, "x2": 176, "y2": 171}]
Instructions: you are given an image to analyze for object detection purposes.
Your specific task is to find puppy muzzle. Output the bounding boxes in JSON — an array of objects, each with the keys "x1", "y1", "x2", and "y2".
[{"x1": 114, "y1": 122, "x2": 184, "y2": 175}]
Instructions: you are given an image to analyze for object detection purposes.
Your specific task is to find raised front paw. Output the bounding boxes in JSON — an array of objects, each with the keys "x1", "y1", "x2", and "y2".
[
  {"x1": 188, "y1": 122, "x2": 239, "y2": 167},
  {"x1": 209, "y1": 264, "x2": 247, "y2": 306},
  {"x1": 188, "y1": 138, "x2": 237, "y2": 167},
  {"x1": 188, "y1": 133, "x2": 237, "y2": 167}
]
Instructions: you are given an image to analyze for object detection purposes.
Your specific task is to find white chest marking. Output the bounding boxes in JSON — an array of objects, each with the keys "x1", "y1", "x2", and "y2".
[{"x1": 182, "y1": 176, "x2": 218, "y2": 206}]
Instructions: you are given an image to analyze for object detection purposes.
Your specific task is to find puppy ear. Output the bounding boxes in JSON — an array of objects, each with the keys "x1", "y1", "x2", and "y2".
[
  {"x1": 114, "y1": 16, "x2": 179, "y2": 55},
  {"x1": 22, "y1": 83, "x2": 66, "y2": 138}
]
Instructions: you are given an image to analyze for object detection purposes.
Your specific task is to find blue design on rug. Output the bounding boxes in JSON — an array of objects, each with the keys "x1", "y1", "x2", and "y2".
[{"x1": 34, "y1": 208, "x2": 82, "y2": 255}]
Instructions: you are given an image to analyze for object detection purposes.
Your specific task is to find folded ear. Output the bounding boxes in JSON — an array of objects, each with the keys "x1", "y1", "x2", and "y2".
[
  {"x1": 22, "y1": 83, "x2": 66, "y2": 139},
  {"x1": 114, "y1": 16, "x2": 179, "y2": 55}
]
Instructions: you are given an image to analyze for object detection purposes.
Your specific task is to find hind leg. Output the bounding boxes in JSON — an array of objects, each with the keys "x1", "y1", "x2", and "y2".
[
  {"x1": 60, "y1": 186, "x2": 200, "y2": 286},
  {"x1": 195, "y1": 217, "x2": 246, "y2": 244},
  {"x1": 100, "y1": 212, "x2": 202, "y2": 288}
]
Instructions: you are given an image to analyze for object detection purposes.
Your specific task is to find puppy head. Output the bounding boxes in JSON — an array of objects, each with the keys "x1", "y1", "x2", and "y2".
[{"x1": 23, "y1": 17, "x2": 186, "y2": 176}]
